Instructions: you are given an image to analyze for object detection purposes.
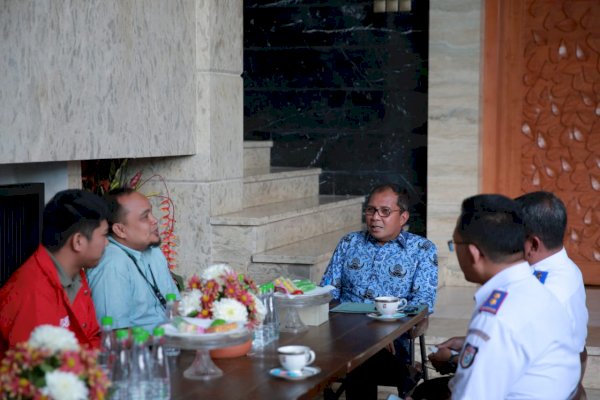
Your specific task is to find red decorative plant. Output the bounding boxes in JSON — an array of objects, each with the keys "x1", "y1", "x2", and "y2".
[{"x1": 129, "y1": 171, "x2": 178, "y2": 271}]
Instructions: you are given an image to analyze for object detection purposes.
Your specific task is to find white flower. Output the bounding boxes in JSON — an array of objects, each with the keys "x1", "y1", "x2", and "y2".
[
  {"x1": 250, "y1": 292, "x2": 266, "y2": 323},
  {"x1": 201, "y1": 263, "x2": 234, "y2": 281},
  {"x1": 29, "y1": 325, "x2": 79, "y2": 352},
  {"x1": 179, "y1": 289, "x2": 203, "y2": 316},
  {"x1": 211, "y1": 298, "x2": 248, "y2": 322},
  {"x1": 42, "y1": 370, "x2": 88, "y2": 400}
]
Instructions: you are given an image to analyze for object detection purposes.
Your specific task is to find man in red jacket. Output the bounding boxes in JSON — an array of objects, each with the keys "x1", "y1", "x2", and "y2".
[{"x1": 0, "y1": 189, "x2": 109, "y2": 356}]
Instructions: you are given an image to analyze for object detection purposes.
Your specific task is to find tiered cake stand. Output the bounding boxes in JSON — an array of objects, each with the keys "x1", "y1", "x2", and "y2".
[
  {"x1": 165, "y1": 327, "x2": 252, "y2": 380},
  {"x1": 274, "y1": 291, "x2": 332, "y2": 334}
]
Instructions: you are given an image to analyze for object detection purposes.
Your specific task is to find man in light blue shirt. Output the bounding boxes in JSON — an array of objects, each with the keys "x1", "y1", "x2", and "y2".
[{"x1": 87, "y1": 188, "x2": 180, "y2": 331}]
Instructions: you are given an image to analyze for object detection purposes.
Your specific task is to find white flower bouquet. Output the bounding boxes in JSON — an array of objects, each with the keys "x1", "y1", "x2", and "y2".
[
  {"x1": 0, "y1": 325, "x2": 110, "y2": 400},
  {"x1": 178, "y1": 264, "x2": 265, "y2": 329}
]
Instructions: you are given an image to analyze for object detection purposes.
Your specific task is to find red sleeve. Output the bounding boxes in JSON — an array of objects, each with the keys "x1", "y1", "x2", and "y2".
[{"x1": 1, "y1": 284, "x2": 61, "y2": 348}]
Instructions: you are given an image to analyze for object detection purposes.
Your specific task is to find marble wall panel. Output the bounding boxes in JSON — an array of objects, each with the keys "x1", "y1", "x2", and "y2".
[
  {"x1": 195, "y1": 0, "x2": 243, "y2": 73},
  {"x1": 209, "y1": 75, "x2": 244, "y2": 181},
  {"x1": 0, "y1": 0, "x2": 196, "y2": 164},
  {"x1": 128, "y1": 73, "x2": 243, "y2": 183},
  {"x1": 427, "y1": 0, "x2": 482, "y2": 286},
  {"x1": 243, "y1": 0, "x2": 429, "y2": 237}
]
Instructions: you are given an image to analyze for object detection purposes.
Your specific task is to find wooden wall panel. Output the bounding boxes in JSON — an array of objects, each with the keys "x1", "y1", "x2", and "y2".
[{"x1": 482, "y1": 0, "x2": 600, "y2": 284}]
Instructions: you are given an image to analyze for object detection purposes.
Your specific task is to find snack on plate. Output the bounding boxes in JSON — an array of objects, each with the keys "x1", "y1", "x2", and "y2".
[
  {"x1": 293, "y1": 279, "x2": 317, "y2": 293},
  {"x1": 274, "y1": 277, "x2": 303, "y2": 295},
  {"x1": 171, "y1": 316, "x2": 206, "y2": 334},
  {"x1": 206, "y1": 319, "x2": 239, "y2": 333},
  {"x1": 170, "y1": 316, "x2": 238, "y2": 335}
]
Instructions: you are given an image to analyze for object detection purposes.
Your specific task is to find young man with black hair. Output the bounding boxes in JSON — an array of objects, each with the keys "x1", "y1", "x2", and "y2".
[
  {"x1": 87, "y1": 188, "x2": 180, "y2": 331},
  {"x1": 0, "y1": 189, "x2": 109, "y2": 355}
]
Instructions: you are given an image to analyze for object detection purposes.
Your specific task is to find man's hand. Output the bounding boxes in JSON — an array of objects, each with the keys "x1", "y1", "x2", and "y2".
[
  {"x1": 436, "y1": 336, "x2": 465, "y2": 352},
  {"x1": 427, "y1": 336, "x2": 465, "y2": 375}
]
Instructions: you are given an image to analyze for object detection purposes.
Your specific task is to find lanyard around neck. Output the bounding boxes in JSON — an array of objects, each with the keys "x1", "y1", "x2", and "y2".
[{"x1": 121, "y1": 248, "x2": 167, "y2": 309}]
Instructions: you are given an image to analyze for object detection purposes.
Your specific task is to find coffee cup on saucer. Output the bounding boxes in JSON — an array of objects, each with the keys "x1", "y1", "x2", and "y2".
[
  {"x1": 374, "y1": 296, "x2": 407, "y2": 316},
  {"x1": 277, "y1": 345, "x2": 316, "y2": 373}
]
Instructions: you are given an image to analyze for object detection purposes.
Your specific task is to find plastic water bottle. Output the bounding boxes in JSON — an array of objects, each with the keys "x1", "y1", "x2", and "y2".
[
  {"x1": 164, "y1": 293, "x2": 180, "y2": 357},
  {"x1": 110, "y1": 329, "x2": 130, "y2": 400},
  {"x1": 151, "y1": 327, "x2": 171, "y2": 400},
  {"x1": 129, "y1": 330, "x2": 152, "y2": 400},
  {"x1": 252, "y1": 290, "x2": 269, "y2": 349},
  {"x1": 265, "y1": 283, "x2": 279, "y2": 342},
  {"x1": 98, "y1": 316, "x2": 116, "y2": 378}
]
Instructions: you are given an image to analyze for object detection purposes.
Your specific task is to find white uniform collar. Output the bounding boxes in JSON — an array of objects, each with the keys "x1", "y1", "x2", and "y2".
[
  {"x1": 474, "y1": 261, "x2": 530, "y2": 307},
  {"x1": 530, "y1": 247, "x2": 568, "y2": 271}
]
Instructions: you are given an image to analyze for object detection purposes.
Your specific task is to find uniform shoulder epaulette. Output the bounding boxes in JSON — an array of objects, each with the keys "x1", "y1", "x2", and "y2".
[
  {"x1": 533, "y1": 270, "x2": 548, "y2": 284},
  {"x1": 480, "y1": 290, "x2": 507, "y2": 315}
]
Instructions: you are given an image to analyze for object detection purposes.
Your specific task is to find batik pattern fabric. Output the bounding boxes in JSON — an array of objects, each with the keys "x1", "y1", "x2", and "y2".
[{"x1": 320, "y1": 230, "x2": 438, "y2": 313}]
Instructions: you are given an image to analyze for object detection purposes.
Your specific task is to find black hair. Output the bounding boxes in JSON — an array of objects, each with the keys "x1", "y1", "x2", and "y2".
[
  {"x1": 42, "y1": 189, "x2": 109, "y2": 252},
  {"x1": 457, "y1": 194, "x2": 524, "y2": 263},
  {"x1": 514, "y1": 191, "x2": 566, "y2": 250},
  {"x1": 104, "y1": 187, "x2": 137, "y2": 230},
  {"x1": 367, "y1": 183, "x2": 410, "y2": 212}
]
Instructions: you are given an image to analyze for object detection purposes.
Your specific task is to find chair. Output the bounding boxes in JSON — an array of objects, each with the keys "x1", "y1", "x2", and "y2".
[{"x1": 407, "y1": 317, "x2": 429, "y2": 381}]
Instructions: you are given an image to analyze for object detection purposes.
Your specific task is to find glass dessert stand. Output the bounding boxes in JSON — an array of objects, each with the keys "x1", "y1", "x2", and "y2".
[
  {"x1": 274, "y1": 291, "x2": 332, "y2": 334},
  {"x1": 164, "y1": 327, "x2": 252, "y2": 381}
]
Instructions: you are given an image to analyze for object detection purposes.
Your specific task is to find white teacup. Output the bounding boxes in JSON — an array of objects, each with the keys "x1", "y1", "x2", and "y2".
[
  {"x1": 374, "y1": 296, "x2": 408, "y2": 316},
  {"x1": 277, "y1": 345, "x2": 316, "y2": 373}
]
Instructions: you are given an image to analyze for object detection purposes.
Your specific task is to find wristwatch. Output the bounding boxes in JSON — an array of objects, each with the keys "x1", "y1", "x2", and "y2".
[{"x1": 448, "y1": 354, "x2": 459, "y2": 371}]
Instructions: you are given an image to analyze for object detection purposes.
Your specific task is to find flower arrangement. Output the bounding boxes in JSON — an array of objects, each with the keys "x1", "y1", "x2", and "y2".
[
  {"x1": 0, "y1": 325, "x2": 110, "y2": 400},
  {"x1": 179, "y1": 264, "x2": 265, "y2": 328}
]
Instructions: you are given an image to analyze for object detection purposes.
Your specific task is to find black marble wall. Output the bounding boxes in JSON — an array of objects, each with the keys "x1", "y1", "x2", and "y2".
[{"x1": 244, "y1": 0, "x2": 429, "y2": 235}]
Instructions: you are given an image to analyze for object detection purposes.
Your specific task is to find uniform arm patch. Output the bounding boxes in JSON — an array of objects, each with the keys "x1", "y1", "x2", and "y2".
[
  {"x1": 479, "y1": 290, "x2": 507, "y2": 314},
  {"x1": 533, "y1": 270, "x2": 548, "y2": 284},
  {"x1": 459, "y1": 343, "x2": 478, "y2": 369}
]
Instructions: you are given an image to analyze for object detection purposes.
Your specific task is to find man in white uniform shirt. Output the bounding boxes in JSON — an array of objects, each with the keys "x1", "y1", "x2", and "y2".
[
  {"x1": 446, "y1": 194, "x2": 580, "y2": 399},
  {"x1": 516, "y1": 191, "x2": 588, "y2": 393}
]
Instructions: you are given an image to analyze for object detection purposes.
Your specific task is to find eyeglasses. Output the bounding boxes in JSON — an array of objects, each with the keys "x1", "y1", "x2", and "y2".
[
  {"x1": 447, "y1": 240, "x2": 469, "y2": 252},
  {"x1": 364, "y1": 206, "x2": 403, "y2": 218}
]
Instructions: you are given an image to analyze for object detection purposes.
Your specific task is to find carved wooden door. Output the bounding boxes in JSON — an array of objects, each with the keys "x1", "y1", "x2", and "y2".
[{"x1": 482, "y1": 0, "x2": 600, "y2": 284}]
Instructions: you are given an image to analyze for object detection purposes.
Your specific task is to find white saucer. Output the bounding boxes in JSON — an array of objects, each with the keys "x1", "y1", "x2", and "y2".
[
  {"x1": 269, "y1": 366, "x2": 321, "y2": 381},
  {"x1": 366, "y1": 312, "x2": 407, "y2": 322}
]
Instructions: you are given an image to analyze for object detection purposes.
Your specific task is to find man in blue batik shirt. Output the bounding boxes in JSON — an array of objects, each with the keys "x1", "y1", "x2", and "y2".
[
  {"x1": 321, "y1": 183, "x2": 438, "y2": 313},
  {"x1": 321, "y1": 183, "x2": 438, "y2": 399}
]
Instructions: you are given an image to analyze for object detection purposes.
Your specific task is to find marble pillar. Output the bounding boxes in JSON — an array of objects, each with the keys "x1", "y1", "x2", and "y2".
[
  {"x1": 130, "y1": 0, "x2": 244, "y2": 279},
  {"x1": 427, "y1": 0, "x2": 482, "y2": 286}
]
